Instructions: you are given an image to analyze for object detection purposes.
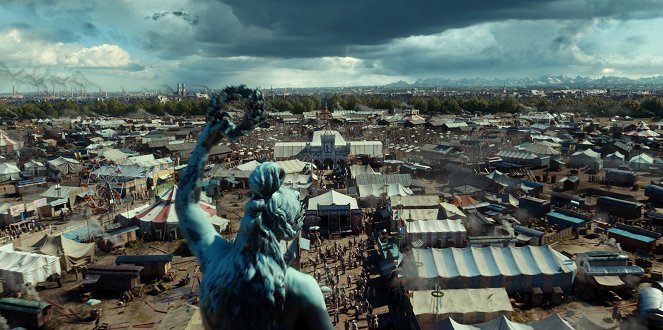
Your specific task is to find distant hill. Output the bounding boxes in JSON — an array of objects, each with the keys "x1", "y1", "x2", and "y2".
[{"x1": 383, "y1": 75, "x2": 663, "y2": 88}]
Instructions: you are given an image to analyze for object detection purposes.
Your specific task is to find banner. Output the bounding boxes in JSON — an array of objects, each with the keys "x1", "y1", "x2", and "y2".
[{"x1": 10, "y1": 204, "x2": 25, "y2": 216}]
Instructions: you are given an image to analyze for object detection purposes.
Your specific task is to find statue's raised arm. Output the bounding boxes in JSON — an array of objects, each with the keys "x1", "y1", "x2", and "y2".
[{"x1": 175, "y1": 85, "x2": 266, "y2": 267}]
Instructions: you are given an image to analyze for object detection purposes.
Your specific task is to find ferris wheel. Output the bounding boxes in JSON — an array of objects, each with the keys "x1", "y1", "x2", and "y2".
[{"x1": 83, "y1": 158, "x2": 125, "y2": 214}]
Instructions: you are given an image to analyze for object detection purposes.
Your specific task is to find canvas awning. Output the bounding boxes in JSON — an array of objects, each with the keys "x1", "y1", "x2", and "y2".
[{"x1": 593, "y1": 276, "x2": 625, "y2": 287}]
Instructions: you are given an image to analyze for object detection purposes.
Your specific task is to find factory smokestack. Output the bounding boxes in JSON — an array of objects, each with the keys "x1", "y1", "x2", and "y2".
[{"x1": 12, "y1": 85, "x2": 15, "y2": 97}]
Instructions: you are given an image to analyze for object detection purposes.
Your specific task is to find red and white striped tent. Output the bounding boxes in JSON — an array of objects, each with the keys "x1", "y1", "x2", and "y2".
[
  {"x1": 136, "y1": 185, "x2": 228, "y2": 240},
  {"x1": 406, "y1": 219, "x2": 466, "y2": 248},
  {"x1": 625, "y1": 122, "x2": 660, "y2": 139},
  {"x1": 0, "y1": 130, "x2": 19, "y2": 155}
]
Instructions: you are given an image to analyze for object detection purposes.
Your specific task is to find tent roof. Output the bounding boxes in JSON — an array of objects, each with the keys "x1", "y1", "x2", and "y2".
[
  {"x1": 18, "y1": 234, "x2": 95, "y2": 259},
  {"x1": 390, "y1": 195, "x2": 439, "y2": 208},
  {"x1": 350, "y1": 164, "x2": 377, "y2": 179},
  {"x1": 629, "y1": 153, "x2": 655, "y2": 165},
  {"x1": 358, "y1": 183, "x2": 413, "y2": 198},
  {"x1": 403, "y1": 245, "x2": 576, "y2": 279},
  {"x1": 234, "y1": 160, "x2": 260, "y2": 172},
  {"x1": 0, "y1": 250, "x2": 61, "y2": 276},
  {"x1": 356, "y1": 173, "x2": 412, "y2": 186},
  {"x1": 0, "y1": 163, "x2": 20, "y2": 174},
  {"x1": 308, "y1": 190, "x2": 359, "y2": 210},
  {"x1": 411, "y1": 288, "x2": 512, "y2": 316},
  {"x1": 0, "y1": 131, "x2": 18, "y2": 147},
  {"x1": 394, "y1": 208, "x2": 441, "y2": 221},
  {"x1": 136, "y1": 186, "x2": 217, "y2": 224},
  {"x1": 406, "y1": 220, "x2": 466, "y2": 234},
  {"x1": 522, "y1": 143, "x2": 560, "y2": 156},
  {"x1": 275, "y1": 159, "x2": 311, "y2": 174},
  {"x1": 571, "y1": 149, "x2": 600, "y2": 159},
  {"x1": 433, "y1": 313, "x2": 576, "y2": 330}
]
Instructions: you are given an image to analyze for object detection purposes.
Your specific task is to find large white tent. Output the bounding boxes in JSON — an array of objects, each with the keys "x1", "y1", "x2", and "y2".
[
  {"x1": 568, "y1": 149, "x2": 601, "y2": 168},
  {"x1": 432, "y1": 313, "x2": 576, "y2": 330},
  {"x1": 358, "y1": 183, "x2": 413, "y2": 198},
  {"x1": 0, "y1": 250, "x2": 61, "y2": 292},
  {"x1": 406, "y1": 219, "x2": 466, "y2": 248},
  {"x1": 0, "y1": 163, "x2": 20, "y2": 181},
  {"x1": 400, "y1": 245, "x2": 577, "y2": 294},
  {"x1": 410, "y1": 288, "x2": 513, "y2": 326},
  {"x1": 307, "y1": 190, "x2": 359, "y2": 211},
  {"x1": 629, "y1": 153, "x2": 660, "y2": 171}
]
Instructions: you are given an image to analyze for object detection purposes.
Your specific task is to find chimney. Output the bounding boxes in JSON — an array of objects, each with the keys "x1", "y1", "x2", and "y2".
[{"x1": 12, "y1": 85, "x2": 15, "y2": 97}]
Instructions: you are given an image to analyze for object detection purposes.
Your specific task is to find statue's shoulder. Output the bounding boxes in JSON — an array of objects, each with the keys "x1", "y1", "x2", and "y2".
[{"x1": 285, "y1": 268, "x2": 325, "y2": 308}]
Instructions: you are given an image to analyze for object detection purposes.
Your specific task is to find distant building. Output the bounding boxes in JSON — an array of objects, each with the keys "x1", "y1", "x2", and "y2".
[{"x1": 274, "y1": 130, "x2": 382, "y2": 169}]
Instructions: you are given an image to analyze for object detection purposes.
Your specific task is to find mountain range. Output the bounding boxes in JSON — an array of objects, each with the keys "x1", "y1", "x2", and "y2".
[{"x1": 384, "y1": 75, "x2": 663, "y2": 88}]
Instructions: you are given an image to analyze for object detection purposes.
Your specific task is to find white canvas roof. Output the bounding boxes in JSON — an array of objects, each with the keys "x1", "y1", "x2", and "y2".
[
  {"x1": 394, "y1": 208, "x2": 440, "y2": 221},
  {"x1": 0, "y1": 163, "x2": 20, "y2": 175},
  {"x1": 571, "y1": 149, "x2": 600, "y2": 158},
  {"x1": 0, "y1": 250, "x2": 61, "y2": 292},
  {"x1": 401, "y1": 245, "x2": 577, "y2": 293},
  {"x1": 273, "y1": 142, "x2": 307, "y2": 159},
  {"x1": 308, "y1": 190, "x2": 358, "y2": 210},
  {"x1": 276, "y1": 159, "x2": 311, "y2": 174},
  {"x1": 358, "y1": 183, "x2": 413, "y2": 198},
  {"x1": 350, "y1": 164, "x2": 378, "y2": 179},
  {"x1": 411, "y1": 288, "x2": 512, "y2": 316},
  {"x1": 390, "y1": 195, "x2": 439, "y2": 208},
  {"x1": 433, "y1": 313, "x2": 575, "y2": 330},
  {"x1": 407, "y1": 219, "x2": 466, "y2": 235}
]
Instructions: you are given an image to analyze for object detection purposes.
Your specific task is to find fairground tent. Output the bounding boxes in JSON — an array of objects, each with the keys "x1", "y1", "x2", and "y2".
[
  {"x1": 17, "y1": 234, "x2": 95, "y2": 271},
  {"x1": 410, "y1": 288, "x2": 513, "y2": 325},
  {"x1": 46, "y1": 156, "x2": 83, "y2": 177},
  {"x1": 350, "y1": 164, "x2": 378, "y2": 179},
  {"x1": 0, "y1": 250, "x2": 61, "y2": 292},
  {"x1": 432, "y1": 313, "x2": 575, "y2": 330},
  {"x1": 406, "y1": 219, "x2": 466, "y2": 248},
  {"x1": 0, "y1": 130, "x2": 19, "y2": 154},
  {"x1": 400, "y1": 245, "x2": 577, "y2": 293},
  {"x1": 568, "y1": 149, "x2": 601, "y2": 168},
  {"x1": 0, "y1": 163, "x2": 20, "y2": 181},
  {"x1": 136, "y1": 185, "x2": 229, "y2": 240},
  {"x1": 629, "y1": 153, "x2": 661, "y2": 171},
  {"x1": 358, "y1": 183, "x2": 413, "y2": 198}
]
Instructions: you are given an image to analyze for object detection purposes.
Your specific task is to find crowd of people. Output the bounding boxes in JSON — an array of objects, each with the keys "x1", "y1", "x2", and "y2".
[
  {"x1": 0, "y1": 219, "x2": 48, "y2": 242},
  {"x1": 305, "y1": 234, "x2": 382, "y2": 330}
]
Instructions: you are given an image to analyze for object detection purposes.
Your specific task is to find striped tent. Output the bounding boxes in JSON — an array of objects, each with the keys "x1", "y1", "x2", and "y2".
[
  {"x1": 406, "y1": 219, "x2": 466, "y2": 248},
  {"x1": 136, "y1": 186, "x2": 227, "y2": 240},
  {"x1": 0, "y1": 130, "x2": 18, "y2": 155}
]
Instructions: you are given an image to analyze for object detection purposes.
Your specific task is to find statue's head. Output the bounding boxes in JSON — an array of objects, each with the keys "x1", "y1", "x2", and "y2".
[{"x1": 248, "y1": 162, "x2": 303, "y2": 241}]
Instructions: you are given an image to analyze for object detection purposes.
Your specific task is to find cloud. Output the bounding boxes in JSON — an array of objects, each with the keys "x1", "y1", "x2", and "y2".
[
  {"x1": 0, "y1": 28, "x2": 131, "y2": 68},
  {"x1": 2, "y1": 0, "x2": 663, "y2": 89}
]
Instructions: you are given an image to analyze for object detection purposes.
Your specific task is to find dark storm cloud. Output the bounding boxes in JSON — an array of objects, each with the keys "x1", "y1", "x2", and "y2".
[{"x1": 208, "y1": 0, "x2": 663, "y2": 57}]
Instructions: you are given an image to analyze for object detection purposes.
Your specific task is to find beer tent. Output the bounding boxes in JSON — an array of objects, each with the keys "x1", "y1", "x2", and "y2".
[{"x1": 0, "y1": 250, "x2": 61, "y2": 292}]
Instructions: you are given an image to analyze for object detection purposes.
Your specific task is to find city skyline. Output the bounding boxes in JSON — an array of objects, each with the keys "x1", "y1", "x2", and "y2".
[{"x1": 2, "y1": 0, "x2": 663, "y2": 92}]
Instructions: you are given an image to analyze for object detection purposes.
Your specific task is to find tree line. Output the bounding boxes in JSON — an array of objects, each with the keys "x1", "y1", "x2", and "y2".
[{"x1": 0, "y1": 93, "x2": 662, "y2": 119}]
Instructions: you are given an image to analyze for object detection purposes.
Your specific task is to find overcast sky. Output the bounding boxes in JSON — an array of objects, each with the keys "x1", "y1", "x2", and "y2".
[{"x1": 2, "y1": 0, "x2": 663, "y2": 91}]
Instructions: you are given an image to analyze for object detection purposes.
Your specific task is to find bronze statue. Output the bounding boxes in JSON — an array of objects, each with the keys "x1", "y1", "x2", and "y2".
[{"x1": 175, "y1": 86, "x2": 332, "y2": 330}]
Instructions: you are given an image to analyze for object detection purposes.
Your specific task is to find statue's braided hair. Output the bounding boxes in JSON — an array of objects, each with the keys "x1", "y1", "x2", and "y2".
[{"x1": 201, "y1": 162, "x2": 303, "y2": 330}]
